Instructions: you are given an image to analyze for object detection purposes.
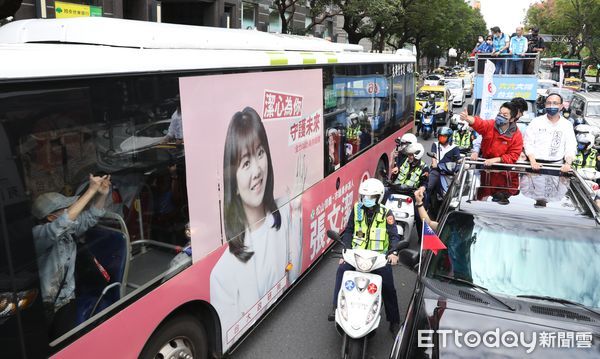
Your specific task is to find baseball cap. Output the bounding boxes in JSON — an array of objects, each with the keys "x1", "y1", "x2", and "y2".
[{"x1": 31, "y1": 192, "x2": 79, "y2": 219}]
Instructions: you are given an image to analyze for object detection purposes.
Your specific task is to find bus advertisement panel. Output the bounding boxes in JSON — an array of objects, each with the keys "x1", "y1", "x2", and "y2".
[{"x1": 179, "y1": 69, "x2": 324, "y2": 347}]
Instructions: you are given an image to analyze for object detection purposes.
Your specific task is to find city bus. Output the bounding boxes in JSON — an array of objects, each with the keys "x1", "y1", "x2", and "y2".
[
  {"x1": 0, "y1": 17, "x2": 416, "y2": 358},
  {"x1": 539, "y1": 57, "x2": 583, "y2": 82}
]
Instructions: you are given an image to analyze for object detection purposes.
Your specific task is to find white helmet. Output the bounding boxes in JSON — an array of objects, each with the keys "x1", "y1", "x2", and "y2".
[
  {"x1": 575, "y1": 124, "x2": 594, "y2": 135},
  {"x1": 576, "y1": 133, "x2": 595, "y2": 151},
  {"x1": 457, "y1": 120, "x2": 470, "y2": 132},
  {"x1": 396, "y1": 133, "x2": 418, "y2": 152},
  {"x1": 358, "y1": 178, "x2": 385, "y2": 204},
  {"x1": 405, "y1": 143, "x2": 425, "y2": 160}
]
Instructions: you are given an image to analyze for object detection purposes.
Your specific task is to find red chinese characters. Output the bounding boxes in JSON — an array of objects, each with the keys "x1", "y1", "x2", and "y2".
[{"x1": 263, "y1": 90, "x2": 303, "y2": 120}]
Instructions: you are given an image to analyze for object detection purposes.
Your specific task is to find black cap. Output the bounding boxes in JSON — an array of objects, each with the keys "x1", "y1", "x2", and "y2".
[{"x1": 531, "y1": 27, "x2": 539, "y2": 33}]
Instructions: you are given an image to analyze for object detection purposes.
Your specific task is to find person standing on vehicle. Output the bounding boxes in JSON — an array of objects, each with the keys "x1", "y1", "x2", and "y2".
[
  {"x1": 490, "y1": 26, "x2": 510, "y2": 74},
  {"x1": 573, "y1": 133, "x2": 600, "y2": 173},
  {"x1": 32, "y1": 174, "x2": 111, "y2": 339},
  {"x1": 526, "y1": 27, "x2": 545, "y2": 74},
  {"x1": 523, "y1": 93, "x2": 577, "y2": 173},
  {"x1": 509, "y1": 26, "x2": 528, "y2": 74},
  {"x1": 476, "y1": 36, "x2": 493, "y2": 53},
  {"x1": 329, "y1": 178, "x2": 403, "y2": 334},
  {"x1": 459, "y1": 102, "x2": 523, "y2": 165}
]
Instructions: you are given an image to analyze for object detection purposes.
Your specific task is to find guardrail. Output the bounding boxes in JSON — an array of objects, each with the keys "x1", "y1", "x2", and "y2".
[{"x1": 474, "y1": 53, "x2": 539, "y2": 75}]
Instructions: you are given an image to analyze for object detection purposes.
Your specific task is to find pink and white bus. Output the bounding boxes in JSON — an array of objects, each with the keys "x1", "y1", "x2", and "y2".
[{"x1": 0, "y1": 18, "x2": 415, "y2": 358}]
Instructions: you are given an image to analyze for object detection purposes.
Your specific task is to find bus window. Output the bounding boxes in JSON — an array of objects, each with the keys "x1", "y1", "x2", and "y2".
[{"x1": 0, "y1": 75, "x2": 191, "y2": 349}]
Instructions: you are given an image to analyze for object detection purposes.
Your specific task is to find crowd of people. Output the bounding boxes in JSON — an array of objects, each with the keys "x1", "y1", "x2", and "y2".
[{"x1": 471, "y1": 25, "x2": 545, "y2": 74}]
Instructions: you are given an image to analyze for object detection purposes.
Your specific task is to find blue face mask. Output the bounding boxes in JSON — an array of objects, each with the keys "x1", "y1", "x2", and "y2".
[
  {"x1": 495, "y1": 115, "x2": 509, "y2": 127},
  {"x1": 577, "y1": 143, "x2": 587, "y2": 151},
  {"x1": 362, "y1": 198, "x2": 376, "y2": 208},
  {"x1": 545, "y1": 107, "x2": 560, "y2": 116}
]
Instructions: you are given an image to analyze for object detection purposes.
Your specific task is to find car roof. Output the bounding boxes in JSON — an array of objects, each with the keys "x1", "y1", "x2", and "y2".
[
  {"x1": 419, "y1": 85, "x2": 445, "y2": 91},
  {"x1": 574, "y1": 92, "x2": 600, "y2": 101},
  {"x1": 453, "y1": 167, "x2": 599, "y2": 228}
]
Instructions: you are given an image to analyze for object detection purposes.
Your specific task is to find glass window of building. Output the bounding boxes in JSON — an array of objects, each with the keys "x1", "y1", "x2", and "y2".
[{"x1": 241, "y1": 2, "x2": 256, "y2": 29}]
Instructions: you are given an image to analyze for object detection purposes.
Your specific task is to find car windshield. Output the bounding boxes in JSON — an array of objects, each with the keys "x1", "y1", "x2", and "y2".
[
  {"x1": 587, "y1": 84, "x2": 600, "y2": 92},
  {"x1": 446, "y1": 81, "x2": 462, "y2": 89},
  {"x1": 426, "y1": 211, "x2": 600, "y2": 309},
  {"x1": 416, "y1": 91, "x2": 444, "y2": 101},
  {"x1": 426, "y1": 75, "x2": 440, "y2": 80},
  {"x1": 565, "y1": 80, "x2": 580, "y2": 86},
  {"x1": 586, "y1": 102, "x2": 600, "y2": 116}
]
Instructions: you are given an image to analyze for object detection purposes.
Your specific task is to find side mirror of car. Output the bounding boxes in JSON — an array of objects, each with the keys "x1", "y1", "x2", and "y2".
[{"x1": 398, "y1": 249, "x2": 419, "y2": 271}]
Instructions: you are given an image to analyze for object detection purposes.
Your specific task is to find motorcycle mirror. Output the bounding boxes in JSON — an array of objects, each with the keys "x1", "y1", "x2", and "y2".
[
  {"x1": 326, "y1": 230, "x2": 346, "y2": 249},
  {"x1": 427, "y1": 152, "x2": 436, "y2": 158},
  {"x1": 467, "y1": 104, "x2": 474, "y2": 116}
]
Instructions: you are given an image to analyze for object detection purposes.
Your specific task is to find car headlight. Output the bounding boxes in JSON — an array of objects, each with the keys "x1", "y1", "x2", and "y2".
[{"x1": 355, "y1": 253, "x2": 377, "y2": 272}]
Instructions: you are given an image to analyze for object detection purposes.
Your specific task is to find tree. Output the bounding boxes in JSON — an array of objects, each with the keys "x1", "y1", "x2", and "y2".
[
  {"x1": 305, "y1": 0, "x2": 342, "y2": 34},
  {"x1": 272, "y1": 0, "x2": 303, "y2": 34}
]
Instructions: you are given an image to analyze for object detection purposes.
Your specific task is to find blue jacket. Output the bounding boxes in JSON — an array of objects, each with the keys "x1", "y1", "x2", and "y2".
[{"x1": 477, "y1": 42, "x2": 493, "y2": 53}]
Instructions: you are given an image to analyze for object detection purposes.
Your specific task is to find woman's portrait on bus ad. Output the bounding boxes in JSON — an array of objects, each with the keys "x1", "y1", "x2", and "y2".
[{"x1": 179, "y1": 69, "x2": 324, "y2": 346}]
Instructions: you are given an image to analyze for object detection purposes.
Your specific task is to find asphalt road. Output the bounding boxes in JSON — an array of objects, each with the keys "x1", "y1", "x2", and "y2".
[{"x1": 228, "y1": 102, "x2": 470, "y2": 359}]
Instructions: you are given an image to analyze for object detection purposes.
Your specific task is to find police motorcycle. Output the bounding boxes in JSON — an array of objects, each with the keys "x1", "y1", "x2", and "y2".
[
  {"x1": 382, "y1": 141, "x2": 425, "y2": 239},
  {"x1": 574, "y1": 131, "x2": 600, "y2": 198}
]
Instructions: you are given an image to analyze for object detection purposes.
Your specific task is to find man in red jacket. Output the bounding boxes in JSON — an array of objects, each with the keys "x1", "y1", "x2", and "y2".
[
  {"x1": 460, "y1": 102, "x2": 524, "y2": 202},
  {"x1": 459, "y1": 101, "x2": 523, "y2": 165}
]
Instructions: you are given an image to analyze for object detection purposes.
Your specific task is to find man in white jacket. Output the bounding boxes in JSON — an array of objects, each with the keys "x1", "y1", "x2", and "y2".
[{"x1": 524, "y1": 93, "x2": 577, "y2": 173}]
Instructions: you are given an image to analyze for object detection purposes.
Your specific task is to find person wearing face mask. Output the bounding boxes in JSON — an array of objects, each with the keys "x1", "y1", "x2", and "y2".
[
  {"x1": 328, "y1": 178, "x2": 404, "y2": 334},
  {"x1": 459, "y1": 101, "x2": 524, "y2": 165},
  {"x1": 477, "y1": 35, "x2": 493, "y2": 53},
  {"x1": 523, "y1": 93, "x2": 577, "y2": 172}
]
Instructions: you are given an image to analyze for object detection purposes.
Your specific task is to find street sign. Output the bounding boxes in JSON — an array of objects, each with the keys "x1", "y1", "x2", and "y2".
[{"x1": 55, "y1": 1, "x2": 102, "y2": 18}]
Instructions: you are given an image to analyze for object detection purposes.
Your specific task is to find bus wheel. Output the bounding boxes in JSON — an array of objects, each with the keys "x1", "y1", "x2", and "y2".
[{"x1": 139, "y1": 314, "x2": 208, "y2": 359}]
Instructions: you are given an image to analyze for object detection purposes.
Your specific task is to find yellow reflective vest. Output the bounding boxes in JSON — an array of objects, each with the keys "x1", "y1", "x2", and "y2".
[
  {"x1": 573, "y1": 149, "x2": 597, "y2": 170},
  {"x1": 394, "y1": 158, "x2": 425, "y2": 188},
  {"x1": 452, "y1": 131, "x2": 472, "y2": 149},
  {"x1": 352, "y1": 203, "x2": 389, "y2": 253}
]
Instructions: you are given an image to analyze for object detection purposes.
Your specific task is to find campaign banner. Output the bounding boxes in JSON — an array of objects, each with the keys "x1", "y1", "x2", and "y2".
[
  {"x1": 179, "y1": 69, "x2": 323, "y2": 350},
  {"x1": 475, "y1": 71, "x2": 538, "y2": 102}
]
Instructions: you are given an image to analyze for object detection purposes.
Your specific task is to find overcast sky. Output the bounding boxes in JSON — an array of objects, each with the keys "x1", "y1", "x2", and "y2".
[{"x1": 478, "y1": 0, "x2": 539, "y2": 35}]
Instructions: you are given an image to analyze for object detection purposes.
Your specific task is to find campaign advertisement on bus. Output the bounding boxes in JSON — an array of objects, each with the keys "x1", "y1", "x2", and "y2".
[{"x1": 179, "y1": 69, "x2": 324, "y2": 347}]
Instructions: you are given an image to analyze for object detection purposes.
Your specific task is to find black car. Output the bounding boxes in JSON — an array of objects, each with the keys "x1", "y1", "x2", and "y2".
[{"x1": 391, "y1": 161, "x2": 600, "y2": 358}]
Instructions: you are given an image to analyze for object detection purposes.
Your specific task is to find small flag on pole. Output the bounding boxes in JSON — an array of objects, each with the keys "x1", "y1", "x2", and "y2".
[
  {"x1": 418, "y1": 221, "x2": 447, "y2": 274},
  {"x1": 422, "y1": 222, "x2": 446, "y2": 255}
]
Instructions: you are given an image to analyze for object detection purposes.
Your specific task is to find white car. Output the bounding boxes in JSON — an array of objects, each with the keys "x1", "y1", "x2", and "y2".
[
  {"x1": 424, "y1": 74, "x2": 444, "y2": 86},
  {"x1": 444, "y1": 78, "x2": 465, "y2": 107},
  {"x1": 537, "y1": 79, "x2": 558, "y2": 98}
]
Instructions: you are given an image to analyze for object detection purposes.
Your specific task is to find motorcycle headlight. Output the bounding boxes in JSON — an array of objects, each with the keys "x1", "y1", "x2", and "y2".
[
  {"x1": 366, "y1": 297, "x2": 380, "y2": 324},
  {"x1": 355, "y1": 254, "x2": 377, "y2": 272},
  {"x1": 339, "y1": 291, "x2": 348, "y2": 321}
]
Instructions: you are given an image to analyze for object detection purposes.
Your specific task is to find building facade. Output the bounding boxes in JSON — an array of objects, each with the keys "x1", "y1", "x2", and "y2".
[{"x1": 11, "y1": 0, "x2": 343, "y2": 41}]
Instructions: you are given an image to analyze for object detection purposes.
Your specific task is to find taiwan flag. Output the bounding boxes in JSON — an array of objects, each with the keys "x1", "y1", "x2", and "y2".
[{"x1": 421, "y1": 222, "x2": 446, "y2": 255}]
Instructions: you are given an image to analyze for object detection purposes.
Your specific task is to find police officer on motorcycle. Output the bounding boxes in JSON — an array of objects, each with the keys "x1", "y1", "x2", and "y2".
[
  {"x1": 427, "y1": 127, "x2": 460, "y2": 211},
  {"x1": 573, "y1": 133, "x2": 600, "y2": 173},
  {"x1": 452, "y1": 119, "x2": 476, "y2": 152},
  {"x1": 328, "y1": 178, "x2": 404, "y2": 334},
  {"x1": 391, "y1": 143, "x2": 429, "y2": 192},
  {"x1": 392, "y1": 133, "x2": 418, "y2": 169},
  {"x1": 417, "y1": 93, "x2": 437, "y2": 136}
]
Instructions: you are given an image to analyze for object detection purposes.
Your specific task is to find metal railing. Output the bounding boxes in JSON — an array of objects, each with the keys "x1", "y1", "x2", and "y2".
[{"x1": 474, "y1": 53, "x2": 540, "y2": 75}]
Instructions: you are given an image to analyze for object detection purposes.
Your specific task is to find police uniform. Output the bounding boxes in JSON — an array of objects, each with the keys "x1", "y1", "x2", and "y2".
[
  {"x1": 573, "y1": 149, "x2": 600, "y2": 171},
  {"x1": 452, "y1": 130, "x2": 473, "y2": 150},
  {"x1": 332, "y1": 203, "x2": 403, "y2": 325}
]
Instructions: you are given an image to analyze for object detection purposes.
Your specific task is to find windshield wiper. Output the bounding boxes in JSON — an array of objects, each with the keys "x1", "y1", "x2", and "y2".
[
  {"x1": 433, "y1": 273, "x2": 515, "y2": 311},
  {"x1": 517, "y1": 295, "x2": 600, "y2": 319}
]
